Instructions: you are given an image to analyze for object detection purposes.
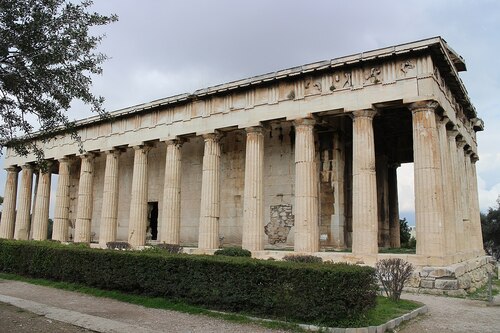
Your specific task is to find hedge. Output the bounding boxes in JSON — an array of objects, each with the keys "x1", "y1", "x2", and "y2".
[{"x1": 0, "y1": 240, "x2": 377, "y2": 326}]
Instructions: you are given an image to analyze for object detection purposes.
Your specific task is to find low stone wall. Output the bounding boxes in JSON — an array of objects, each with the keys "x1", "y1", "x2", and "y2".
[{"x1": 405, "y1": 256, "x2": 496, "y2": 296}]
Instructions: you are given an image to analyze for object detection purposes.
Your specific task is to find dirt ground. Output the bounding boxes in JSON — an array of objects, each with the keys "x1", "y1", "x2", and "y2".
[{"x1": 0, "y1": 301, "x2": 93, "y2": 333}]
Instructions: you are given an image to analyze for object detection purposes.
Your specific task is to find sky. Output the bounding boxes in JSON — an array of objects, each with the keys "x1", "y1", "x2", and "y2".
[{"x1": 1, "y1": 0, "x2": 499, "y2": 224}]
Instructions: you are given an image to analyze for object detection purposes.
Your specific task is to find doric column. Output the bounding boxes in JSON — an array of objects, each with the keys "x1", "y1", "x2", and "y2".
[
  {"x1": 99, "y1": 149, "x2": 121, "y2": 247},
  {"x1": 52, "y1": 158, "x2": 72, "y2": 242},
  {"x1": 14, "y1": 165, "x2": 34, "y2": 240},
  {"x1": 447, "y1": 130, "x2": 464, "y2": 252},
  {"x1": 437, "y1": 118, "x2": 456, "y2": 255},
  {"x1": 456, "y1": 140, "x2": 471, "y2": 252},
  {"x1": 464, "y1": 149, "x2": 475, "y2": 252},
  {"x1": 388, "y1": 163, "x2": 401, "y2": 248},
  {"x1": 198, "y1": 133, "x2": 221, "y2": 250},
  {"x1": 331, "y1": 131, "x2": 346, "y2": 249},
  {"x1": 128, "y1": 145, "x2": 150, "y2": 247},
  {"x1": 376, "y1": 154, "x2": 390, "y2": 248},
  {"x1": 242, "y1": 126, "x2": 264, "y2": 251},
  {"x1": 469, "y1": 154, "x2": 484, "y2": 253},
  {"x1": 0, "y1": 166, "x2": 19, "y2": 239},
  {"x1": 293, "y1": 118, "x2": 319, "y2": 253},
  {"x1": 409, "y1": 101, "x2": 445, "y2": 256},
  {"x1": 160, "y1": 140, "x2": 183, "y2": 244},
  {"x1": 32, "y1": 163, "x2": 52, "y2": 241},
  {"x1": 352, "y1": 109, "x2": 378, "y2": 255},
  {"x1": 74, "y1": 153, "x2": 95, "y2": 243}
]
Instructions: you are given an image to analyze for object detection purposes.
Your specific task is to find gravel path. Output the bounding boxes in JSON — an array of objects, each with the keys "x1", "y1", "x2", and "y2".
[
  {"x1": 0, "y1": 279, "x2": 287, "y2": 333},
  {"x1": 1, "y1": 278, "x2": 499, "y2": 333},
  {"x1": 399, "y1": 293, "x2": 500, "y2": 333}
]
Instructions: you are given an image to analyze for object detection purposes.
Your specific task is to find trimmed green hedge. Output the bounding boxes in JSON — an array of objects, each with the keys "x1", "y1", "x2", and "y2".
[
  {"x1": 0, "y1": 240, "x2": 377, "y2": 325},
  {"x1": 214, "y1": 247, "x2": 251, "y2": 257}
]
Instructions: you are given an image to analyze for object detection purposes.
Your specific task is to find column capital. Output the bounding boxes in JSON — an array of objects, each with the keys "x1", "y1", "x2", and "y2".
[
  {"x1": 132, "y1": 144, "x2": 152, "y2": 153},
  {"x1": 471, "y1": 154, "x2": 479, "y2": 163},
  {"x1": 351, "y1": 109, "x2": 378, "y2": 119},
  {"x1": 245, "y1": 125, "x2": 264, "y2": 134},
  {"x1": 4, "y1": 165, "x2": 20, "y2": 173},
  {"x1": 21, "y1": 164, "x2": 34, "y2": 171},
  {"x1": 79, "y1": 152, "x2": 96, "y2": 161},
  {"x1": 202, "y1": 132, "x2": 222, "y2": 141},
  {"x1": 165, "y1": 138, "x2": 186, "y2": 148},
  {"x1": 104, "y1": 148, "x2": 122, "y2": 158},
  {"x1": 446, "y1": 129, "x2": 459, "y2": 138},
  {"x1": 58, "y1": 156, "x2": 75, "y2": 165},
  {"x1": 457, "y1": 139, "x2": 467, "y2": 149},
  {"x1": 293, "y1": 117, "x2": 316, "y2": 127},
  {"x1": 408, "y1": 100, "x2": 439, "y2": 113}
]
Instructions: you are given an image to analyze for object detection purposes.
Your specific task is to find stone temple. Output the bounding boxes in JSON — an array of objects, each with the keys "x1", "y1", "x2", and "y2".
[{"x1": 0, "y1": 37, "x2": 492, "y2": 292}]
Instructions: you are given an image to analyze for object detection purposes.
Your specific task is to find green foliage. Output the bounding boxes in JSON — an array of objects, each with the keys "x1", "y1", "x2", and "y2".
[
  {"x1": 0, "y1": 0, "x2": 117, "y2": 159},
  {"x1": 399, "y1": 218, "x2": 413, "y2": 248},
  {"x1": 481, "y1": 196, "x2": 500, "y2": 260},
  {"x1": 283, "y1": 254, "x2": 322, "y2": 263},
  {"x1": 0, "y1": 240, "x2": 378, "y2": 326},
  {"x1": 47, "y1": 219, "x2": 54, "y2": 240},
  {"x1": 214, "y1": 247, "x2": 251, "y2": 257}
]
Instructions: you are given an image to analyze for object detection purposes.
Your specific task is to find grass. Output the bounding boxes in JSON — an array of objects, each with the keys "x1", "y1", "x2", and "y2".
[
  {"x1": 467, "y1": 277, "x2": 500, "y2": 301},
  {"x1": 379, "y1": 247, "x2": 416, "y2": 254},
  {"x1": 0, "y1": 272, "x2": 422, "y2": 330}
]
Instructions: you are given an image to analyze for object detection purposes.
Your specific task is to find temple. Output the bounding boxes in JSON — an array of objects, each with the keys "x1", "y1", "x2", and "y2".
[{"x1": 0, "y1": 37, "x2": 487, "y2": 278}]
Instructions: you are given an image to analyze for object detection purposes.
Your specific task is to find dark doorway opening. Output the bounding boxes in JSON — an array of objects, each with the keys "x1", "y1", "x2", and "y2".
[{"x1": 148, "y1": 202, "x2": 159, "y2": 241}]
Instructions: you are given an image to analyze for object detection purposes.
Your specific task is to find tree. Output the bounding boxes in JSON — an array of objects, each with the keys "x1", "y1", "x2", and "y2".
[
  {"x1": 0, "y1": 0, "x2": 117, "y2": 159},
  {"x1": 399, "y1": 218, "x2": 411, "y2": 245},
  {"x1": 481, "y1": 196, "x2": 500, "y2": 260}
]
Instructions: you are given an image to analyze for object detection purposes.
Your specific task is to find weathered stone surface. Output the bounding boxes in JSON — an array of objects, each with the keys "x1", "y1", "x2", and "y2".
[
  {"x1": 420, "y1": 279, "x2": 435, "y2": 289},
  {"x1": 434, "y1": 279, "x2": 458, "y2": 290},
  {"x1": 457, "y1": 275, "x2": 472, "y2": 289},
  {"x1": 264, "y1": 204, "x2": 295, "y2": 245},
  {"x1": 376, "y1": 324, "x2": 386, "y2": 333},
  {"x1": 429, "y1": 268, "x2": 453, "y2": 278},
  {"x1": 446, "y1": 289, "x2": 467, "y2": 297}
]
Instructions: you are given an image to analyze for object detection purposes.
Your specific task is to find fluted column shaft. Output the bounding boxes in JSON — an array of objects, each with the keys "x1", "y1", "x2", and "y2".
[
  {"x1": 160, "y1": 140, "x2": 183, "y2": 244},
  {"x1": 128, "y1": 146, "x2": 150, "y2": 247},
  {"x1": 14, "y1": 165, "x2": 34, "y2": 240},
  {"x1": 294, "y1": 118, "x2": 319, "y2": 252},
  {"x1": 469, "y1": 155, "x2": 483, "y2": 253},
  {"x1": 352, "y1": 110, "x2": 378, "y2": 255},
  {"x1": 376, "y1": 155, "x2": 390, "y2": 247},
  {"x1": 447, "y1": 131, "x2": 464, "y2": 252},
  {"x1": 437, "y1": 119, "x2": 456, "y2": 255},
  {"x1": 331, "y1": 131, "x2": 346, "y2": 249},
  {"x1": 242, "y1": 127, "x2": 264, "y2": 251},
  {"x1": 32, "y1": 164, "x2": 52, "y2": 240},
  {"x1": 410, "y1": 101, "x2": 445, "y2": 256},
  {"x1": 52, "y1": 158, "x2": 72, "y2": 242},
  {"x1": 74, "y1": 154, "x2": 95, "y2": 243},
  {"x1": 198, "y1": 134, "x2": 221, "y2": 250},
  {"x1": 99, "y1": 150, "x2": 121, "y2": 247},
  {"x1": 0, "y1": 167, "x2": 19, "y2": 239},
  {"x1": 456, "y1": 140, "x2": 470, "y2": 252},
  {"x1": 388, "y1": 164, "x2": 400, "y2": 248}
]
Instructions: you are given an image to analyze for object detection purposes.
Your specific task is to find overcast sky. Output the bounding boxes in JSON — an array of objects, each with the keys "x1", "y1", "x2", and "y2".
[{"x1": 1, "y1": 0, "x2": 499, "y2": 223}]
